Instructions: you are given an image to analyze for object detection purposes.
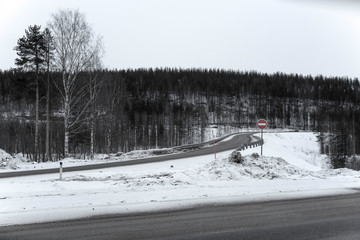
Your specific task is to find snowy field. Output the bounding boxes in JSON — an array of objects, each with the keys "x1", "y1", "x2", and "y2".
[{"x1": 1, "y1": 132, "x2": 360, "y2": 227}]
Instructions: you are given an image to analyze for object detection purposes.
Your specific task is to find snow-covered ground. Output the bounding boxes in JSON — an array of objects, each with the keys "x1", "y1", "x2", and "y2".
[
  {"x1": 1, "y1": 132, "x2": 360, "y2": 227},
  {"x1": 0, "y1": 148, "x2": 178, "y2": 172}
]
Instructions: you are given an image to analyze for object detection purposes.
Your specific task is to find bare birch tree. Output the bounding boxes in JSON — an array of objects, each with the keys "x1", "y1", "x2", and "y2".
[{"x1": 48, "y1": 9, "x2": 103, "y2": 158}]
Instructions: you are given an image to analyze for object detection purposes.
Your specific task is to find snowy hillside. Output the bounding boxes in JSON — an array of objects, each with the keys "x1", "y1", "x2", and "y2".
[
  {"x1": 1, "y1": 132, "x2": 359, "y2": 227},
  {"x1": 244, "y1": 132, "x2": 331, "y2": 170}
]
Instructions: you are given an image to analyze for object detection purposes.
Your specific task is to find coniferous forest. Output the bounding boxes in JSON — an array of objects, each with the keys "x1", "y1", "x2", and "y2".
[{"x1": 0, "y1": 68, "x2": 359, "y2": 168}]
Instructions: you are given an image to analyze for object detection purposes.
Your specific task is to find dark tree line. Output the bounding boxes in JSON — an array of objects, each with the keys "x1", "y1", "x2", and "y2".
[{"x1": 0, "y1": 68, "x2": 359, "y2": 167}]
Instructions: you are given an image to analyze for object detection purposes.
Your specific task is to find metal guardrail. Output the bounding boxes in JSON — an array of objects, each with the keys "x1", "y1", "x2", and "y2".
[
  {"x1": 235, "y1": 135, "x2": 263, "y2": 152},
  {"x1": 173, "y1": 132, "x2": 263, "y2": 152},
  {"x1": 172, "y1": 132, "x2": 242, "y2": 151}
]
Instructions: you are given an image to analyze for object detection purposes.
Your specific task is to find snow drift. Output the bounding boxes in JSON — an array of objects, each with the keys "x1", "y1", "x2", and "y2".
[{"x1": 0, "y1": 149, "x2": 17, "y2": 169}]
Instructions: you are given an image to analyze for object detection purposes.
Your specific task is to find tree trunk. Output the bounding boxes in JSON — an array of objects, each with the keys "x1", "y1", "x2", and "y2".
[
  {"x1": 90, "y1": 113, "x2": 94, "y2": 159},
  {"x1": 155, "y1": 124, "x2": 158, "y2": 148},
  {"x1": 90, "y1": 76, "x2": 96, "y2": 159},
  {"x1": 64, "y1": 129, "x2": 69, "y2": 158},
  {"x1": 35, "y1": 76, "x2": 39, "y2": 162},
  {"x1": 352, "y1": 110, "x2": 356, "y2": 156},
  {"x1": 107, "y1": 128, "x2": 111, "y2": 156},
  {"x1": 45, "y1": 68, "x2": 50, "y2": 162},
  {"x1": 64, "y1": 93, "x2": 70, "y2": 158}
]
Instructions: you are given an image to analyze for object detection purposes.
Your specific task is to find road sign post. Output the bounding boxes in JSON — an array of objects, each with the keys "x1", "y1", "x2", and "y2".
[
  {"x1": 261, "y1": 129, "x2": 263, "y2": 156},
  {"x1": 257, "y1": 119, "x2": 267, "y2": 155}
]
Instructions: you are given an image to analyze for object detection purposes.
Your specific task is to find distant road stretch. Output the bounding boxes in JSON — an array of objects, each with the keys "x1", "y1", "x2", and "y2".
[
  {"x1": 1, "y1": 194, "x2": 360, "y2": 240},
  {"x1": 0, "y1": 133, "x2": 252, "y2": 178}
]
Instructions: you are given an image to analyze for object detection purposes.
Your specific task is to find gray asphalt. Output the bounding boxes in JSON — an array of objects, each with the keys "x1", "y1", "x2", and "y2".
[
  {"x1": 1, "y1": 193, "x2": 360, "y2": 240},
  {"x1": 0, "y1": 133, "x2": 252, "y2": 178}
]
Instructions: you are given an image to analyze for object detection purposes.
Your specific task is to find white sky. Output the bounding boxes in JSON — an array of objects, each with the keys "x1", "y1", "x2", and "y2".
[{"x1": 1, "y1": 0, "x2": 360, "y2": 78}]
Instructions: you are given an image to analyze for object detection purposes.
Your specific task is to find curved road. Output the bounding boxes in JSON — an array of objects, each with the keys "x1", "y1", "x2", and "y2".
[
  {"x1": 0, "y1": 133, "x2": 252, "y2": 178},
  {"x1": 1, "y1": 193, "x2": 360, "y2": 239}
]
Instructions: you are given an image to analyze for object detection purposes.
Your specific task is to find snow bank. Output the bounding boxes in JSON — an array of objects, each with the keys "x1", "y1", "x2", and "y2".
[
  {"x1": 0, "y1": 149, "x2": 21, "y2": 169},
  {"x1": 59, "y1": 154, "x2": 320, "y2": 185},
  {"x1": 199, "y1": 155, "x2": 319, "y2": 181}
]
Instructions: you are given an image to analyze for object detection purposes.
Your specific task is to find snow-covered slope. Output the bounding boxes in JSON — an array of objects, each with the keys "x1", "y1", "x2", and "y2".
[
  {"x1": 1, "y1": 132, "x2": 359, "y2": 227},
  {"x1": 242, "y1": 132, "x2": 330, "y2": 171}
]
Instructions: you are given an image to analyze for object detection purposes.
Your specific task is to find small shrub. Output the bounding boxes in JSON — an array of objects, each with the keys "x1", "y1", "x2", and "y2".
[
  {"x1": 346, "y1": 156, "x2": 360, "y2": 170},
  {"x1": 230, "y1": 151, "x2": 244, "y2": 164},
  {"x1": 251, "y1": 153, "x2": 260, "y2": 159}
]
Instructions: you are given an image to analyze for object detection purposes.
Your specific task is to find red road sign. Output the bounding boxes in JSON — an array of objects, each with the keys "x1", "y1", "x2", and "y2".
[{"x1": 257, "y1": 119, "x2": 267, "y2": 130}]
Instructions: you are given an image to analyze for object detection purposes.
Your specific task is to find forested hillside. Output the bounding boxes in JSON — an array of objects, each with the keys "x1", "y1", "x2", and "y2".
[{"x1": 0, "y1": 68, "x2": 359, "y2": 167}]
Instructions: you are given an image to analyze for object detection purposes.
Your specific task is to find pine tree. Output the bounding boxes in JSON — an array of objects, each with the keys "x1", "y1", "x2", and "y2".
[{"x1": 14, "y1": 25, "x2": 47, "y2": 162}]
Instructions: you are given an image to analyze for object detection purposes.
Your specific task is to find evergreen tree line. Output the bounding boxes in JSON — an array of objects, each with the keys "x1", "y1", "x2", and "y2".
[{"x1": 0, "y1": 68, "x2": 359, "y2": 167}]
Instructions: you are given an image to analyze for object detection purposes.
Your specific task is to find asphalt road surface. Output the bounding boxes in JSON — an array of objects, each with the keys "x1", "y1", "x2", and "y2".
[
  {"x1": 0, "y1": 133, "x2": 252, "y2": 178},
  {"x1": 1, "y1": 193, "x2": 360, "y2": 240}
]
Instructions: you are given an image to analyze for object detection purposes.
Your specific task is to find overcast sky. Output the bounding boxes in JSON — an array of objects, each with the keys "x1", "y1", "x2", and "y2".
[{"x1": 1, "y1": 0, "x2": 360, "y2": 78}]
